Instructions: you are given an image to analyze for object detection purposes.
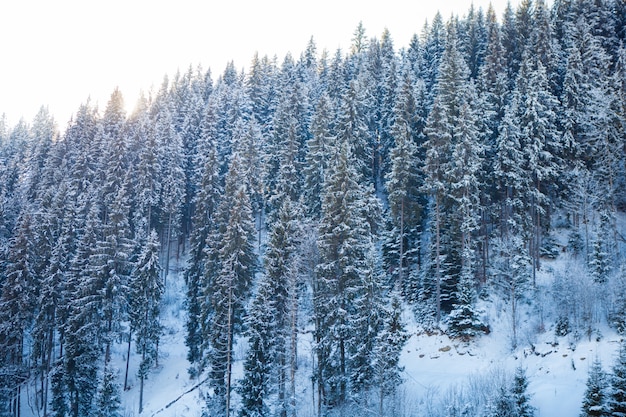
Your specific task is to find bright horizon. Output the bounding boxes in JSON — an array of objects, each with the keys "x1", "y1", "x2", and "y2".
[{"x1": 0, "y1": 0, "x2": 521, "y2": 129}]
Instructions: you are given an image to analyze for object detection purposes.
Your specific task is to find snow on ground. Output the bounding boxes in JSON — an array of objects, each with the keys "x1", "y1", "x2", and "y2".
[
  {"x1": 20, "y1": 251, "x2": 623, "y2": 416},
  {"x1": 117, "y1": 255, "x2": 623, "y2": 417},
  {"x1": 117, "y1": 265, "x2": 205, "y2": 417},
  {"x1": 118, "y1": 265, "x2": 621, "y2": 417}
]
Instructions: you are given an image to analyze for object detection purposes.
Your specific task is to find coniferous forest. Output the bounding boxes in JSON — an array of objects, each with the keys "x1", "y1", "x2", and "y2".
[{"x1": 2, "y1": 0, "x2": 626, "y2": 416}]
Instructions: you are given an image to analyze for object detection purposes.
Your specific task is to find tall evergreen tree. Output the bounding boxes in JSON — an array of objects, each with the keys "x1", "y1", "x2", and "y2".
[
  {"x1": 0, "y1": 213, "x2": 37, "y2": 417},
  {"x1": 314, "y1": 139, "x2": 381, "y2": 411},
  {"x1": 185, "y1": 132, "x2": 221, "y2": 377},
  {"x1": 202, "y1": 153, "x2": 256, "y2": 417},
  {"x1": 385, "y1": 68, "x2": 426, "y2": 295},
  {"x1": 128, "y1": 230, "x2": 163, "y2": 414}
]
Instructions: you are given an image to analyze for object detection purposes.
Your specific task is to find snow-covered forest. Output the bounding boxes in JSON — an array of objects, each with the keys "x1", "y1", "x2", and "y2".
[{"x1": 2, "y1": 0, "x2": 626, "y2": 416}]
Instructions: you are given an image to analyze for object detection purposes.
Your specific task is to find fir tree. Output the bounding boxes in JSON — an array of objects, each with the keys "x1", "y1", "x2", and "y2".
[
  {"x1": 385, "y1": 67, "x2": 426, "y2": 295},
  {"x1": 314, "y1": 140, "x2": 381, "y2": 410},
  {"x1": 372, "y1": 291, "x2": 409, "y2": 417},
  {"x1": 202, "y1": 153, "x2": 256, "y2": 417},
  {"x1": 94, "y1": 366, "x2": 122, "y2": 417},
  {"x1": 511, "y1": 366, "x2": 534, "y2": 417},
  {"x1": 128, "y1": 230, "x2": 163, "y2": 414},
  {"x1": 581, "y1": 357, "x2": 608, "y2": 417},
  {"x1": 608, "y1": 341, "x2": 626, "y2": 416}
]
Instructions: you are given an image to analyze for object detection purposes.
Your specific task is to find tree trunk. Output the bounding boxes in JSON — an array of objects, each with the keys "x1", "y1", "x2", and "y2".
[
  {"x1": 225, "y1": 285, "x2": 234, "y2": 417},
  {"x1": 139, "y1": 349, "x2": 146, "y2": 414},
  {"x1": 164, "y1": 212, "x2": 173, "y2": 287},
  {"x1": 379, "y1": 383, "x2": 384, "y2": 417},
  {"x1": 435, "y1": 196, "x2": 442, "y2": 324},
  {"x1": 124, "y1": 330, "x2": 132, "y2": 391},
  {"x1": 290, "y1": 287, "x2": 298, "y2": 417},
  {"x1": 399, "y1": 198, "x2": 404, "y2": 292}
]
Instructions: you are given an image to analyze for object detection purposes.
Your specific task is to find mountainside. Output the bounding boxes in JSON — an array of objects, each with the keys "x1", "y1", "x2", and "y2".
[{"x1": 2, "y1": 0, "x2": 626, "y2": 416}]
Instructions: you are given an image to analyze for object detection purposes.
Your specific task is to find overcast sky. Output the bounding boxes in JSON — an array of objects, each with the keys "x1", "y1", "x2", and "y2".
[{"x1": 0, "y1": 0, "x2": 521, "y2": 128}]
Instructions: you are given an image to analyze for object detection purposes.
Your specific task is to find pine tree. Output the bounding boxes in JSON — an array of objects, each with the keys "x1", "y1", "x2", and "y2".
[
  {"x1": 491, "y1": 235, "x2": 532, "y2": 349},
  {"x1": 127, "y1": 95, "x2": 160, "y2": 236},
  {"x1": 94, "y1": 366, "x2": 122, "y2": 417},
  {"x1": 511, "y1": 366, "x2": 534, "y2": 417},
  {"x1": 314, "y1": 140, "x2": 381, "y2": 411},
  {"x1": 422, "y1": 20, "x2": 479, "y2": 320},
  {"x1": 609, "y1": 341, "x2": 626, "y2": 416},
  {"x1": 128, "y1": 230, "x2": 163, "y2": 414},
  {"x1": 91, "y1": 182, "x2": 133, "y2": 364},
  {"x1": 421, "y1": 12, "x2": 447, "y2": 103},
  {"x1": 485, "y1": 386, "x2": 515, "y2": 417},
  {"x1": 303, "y1": 93, "x2": 335, "y2": 219},
  {"x1": 32, "y1": 211, "x2": 74, "y2": 416},
  {"x1": 385, "y1": 68, "x2": 426, "y2": 295},
  {"x1": 202, "y1": 153, "x2": 256, "y2": 417},
  {"x1": 59, "y1": 202, "x2": 102, "y2": 417},
  {"x1": 185, "y1": 133, "x2": 221, "y2": 377},
  {"x1": 335, "y1": 77, "x2": 374, "y2": 185},
  {"x1": 581, "y1": 357, "x2": 608, "y2": 417},
  {"x1": 447, "y1": 266, "x2": 486, "y2": 341},
  {"x1": 238, "y1": 277, "x2": 274, "y2": 417},
  {"x1": 155, "y1": 103, "x2": 185, "y2": 283},
  {"x1": 372, "y1": 291, "x2": 409, "y2": 417},
  {"x1": 0, "y1": 212, "x2": 37, "y2": 417}
]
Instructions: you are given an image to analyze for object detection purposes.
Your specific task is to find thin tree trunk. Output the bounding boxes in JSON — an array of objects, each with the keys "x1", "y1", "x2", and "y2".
[
  {"x1": 225, "y1": 285, "x2": 233, "y2": 417},
  {"x1": 290, "y1": 289, "x2": 298, "y2": 417},
  {"x1": 139, "y1": 349, "x2": 146, "y2": 414},
  {"x1": 435, "y1": 196, "x2": 442, "y2": 324},
  {"x1": 399, "y1": 198, "x2": 404, "y2": 292},
  {"x1": 139, "y1": 375, "x2": 144, "y2": 414},
  {"x1": 165, "y1": 212, "x2": 173, "y2": 287},
  {"x1": 124, "y1": 330, "x2": 132, "y2": 391},
  {"x1": 379, "y1": 384, "x2": 384, "y2": 417}
]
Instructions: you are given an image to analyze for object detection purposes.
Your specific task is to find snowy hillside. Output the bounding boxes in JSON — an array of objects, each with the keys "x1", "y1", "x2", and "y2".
[
  {"x1": 87, "y1": 256, "x2": 621, "y2": 417},
  {"x1": 3, "y1": 0, "x2": 626, "y2": 416}
]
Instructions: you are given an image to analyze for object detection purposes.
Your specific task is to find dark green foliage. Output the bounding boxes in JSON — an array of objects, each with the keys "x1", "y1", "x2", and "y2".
[
  {"x1": 555, "y1": 315, "x2": 571, "y2": 337},
  {"x1": 581, "y1": 358, "x2": 608, "y2": 417},
  {"x1": 0, "y1": 2, "x2": 625, "y2": 416},
  {"x1": 512, "y1": 367, "x2": 534, "y2": 417},
  {"x1": 94, "y1": 366, "x2": 122, "y2": 417},
  {"x1": 609, "y1": 342, "x2": 626, "y2": 416},
  {"x1": 447, "y1": 269, "x2": 487, "y2": 341}
]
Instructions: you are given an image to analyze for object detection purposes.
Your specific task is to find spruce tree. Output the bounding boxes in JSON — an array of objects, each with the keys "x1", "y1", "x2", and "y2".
[
  {"x1": 372, "y1": 290, "x2": 409, "y2": 417},
  {"x1": 512, "y1": 366, "x2": 534, "y2": 417},
  {"x1": 385, "y1": 68, "x2": 426, "y2": 295},
  {"x1": 94, "y1": 366, "x2": 122, "y2": 417},
  {"x1": 609, "y1": 341, "x2": 626, "y2": 416},
  {"x1": 185, "y1": 134, "x2": 221, "y2": 377},
  {"x1": 128, "y1": 230, "x2": 163, "y2": 414},
  {"x1": 202, "y1": 153, "x2": 256, "y2": 417},
  {"x1": 314, "y1": 140, "x2": 381, "y2": 410},
  {"x1": 581, "y1": 357, "x2": 608, "y2": 417}
]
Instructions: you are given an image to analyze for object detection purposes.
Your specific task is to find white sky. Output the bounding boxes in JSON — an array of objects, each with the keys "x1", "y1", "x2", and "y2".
[{"x1": 0, "y1": 0, "x2": 520, "y2": 129}]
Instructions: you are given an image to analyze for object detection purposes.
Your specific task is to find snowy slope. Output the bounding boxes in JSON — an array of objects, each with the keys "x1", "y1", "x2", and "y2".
[
  {"x1": 109, "y1": 262, "x2": 621, "y2": 417},
  {"x1": 19, "y1": 256, "x2": 619, "y2": 417}
]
